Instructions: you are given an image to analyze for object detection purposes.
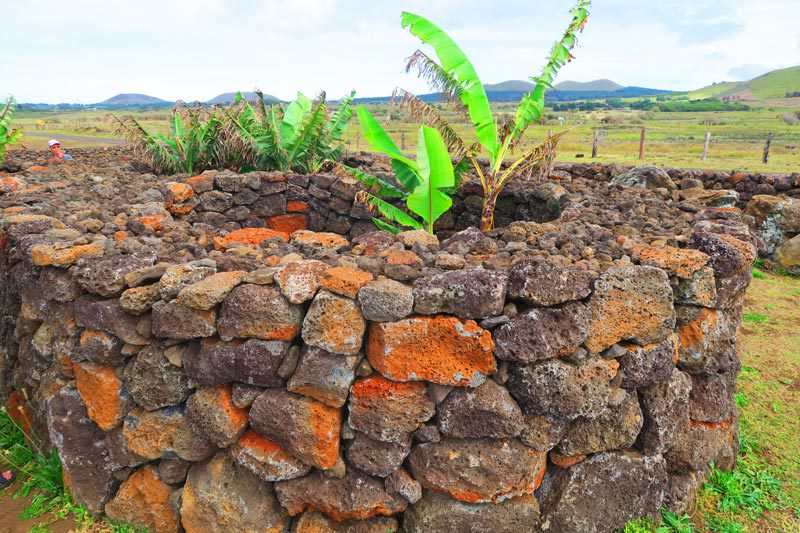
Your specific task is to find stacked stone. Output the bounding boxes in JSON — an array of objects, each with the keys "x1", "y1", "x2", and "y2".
[
  {"x1": 0, "y1": 150, "x2": 762, "y2": 532},
  {"x1": 1, "y1": 194, "x2": 756, "y2": 533}
]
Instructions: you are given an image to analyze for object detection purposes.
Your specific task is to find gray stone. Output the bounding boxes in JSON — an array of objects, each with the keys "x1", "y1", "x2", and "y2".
[
  {"x1": 73, "y1": 295, "x2": 149, "y2": 345},
  {"x1": 507, "y1": 257, "x2": 596, "y2": 306},
  {"x1": 494, "y1": 302, "x2": 591, "y2": 362},
  {"x1": 507, "y1": 358, "x2": 618, "y2": 420},
  {"x1": 556, "y1": 390, "x2": 643, "y2": 455},
  {"x1": 403, "y1": 493, "x2": 539, "y2": 533},
  {"x1": 538, "y1": 452, "x2": 667, "y2": 533},
  {"x1": 287, "y1": 345, "x2": 359, "y2": 408},
  {"x1": 181, "y1": 453, "x2": 290, "y2": 533},
  {"x1": 618, "y1": 336, "x2": 678, "y2": 388},
  {"x1": 357, "y1": 278, "x2": 414, "y2": 322},
  {"x1": 217, "y1": 284, "x2": 303, "y2": 341},
  {"x1": 183, "y1": 338, "x2": 288, "y2": 387},
  {"x1": 124, "y1": 345, "x2": 191, "y2": 410},
  {"x1": 413, "y1": 269, "x2": 508, "y2": 319},
  {"x1": 73, "y1": 253, "x2": 156, "y2": 298},
  {"x1": 437, "y1": 380, "x2": 524, "y2": 438},
  {"x1": 346, "y1": 431, "x2": 411, "y2": 477},
  {"x1": 151, "y1": 300, "x2": 217, "y2": 339},
  {"x1": 46, "y1": 386, "x2": 119, "y2": 513}
]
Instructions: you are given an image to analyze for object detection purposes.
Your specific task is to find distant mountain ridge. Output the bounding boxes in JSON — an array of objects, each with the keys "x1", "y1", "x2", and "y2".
[
  {"x1": 689, "y1": 65, "x2": 800, "y2": 101},
  {"x1": 206, "y1": 92, "x2": 281, "y2": 105},
  {"x1": 554, "y1": 79, "x2": 624, "y2": 91},
  {"x1": 98, "y1": 93, "x2": 169, "y2": 106}
]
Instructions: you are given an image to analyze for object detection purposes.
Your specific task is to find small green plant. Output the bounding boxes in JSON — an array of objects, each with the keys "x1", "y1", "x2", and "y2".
[
  {"x1": 225, "y1": 89, "x2": 355, "y2": 173},
  {"x1": 393, "y1": 1, "x2": 591, "y2": 230},
  {"x1": 115, "y1": 102, "x2": 224, "y2": 174},
  {"x1": 705, "y1": 462, "x2": 782, "y2": 519},
  {"x1": 0, "y1": 407, "x2": 67, "y2": 519},
  {"x1": 734, "y1": 392, "x2": 749, "y2": 408},
  {"x1": 704, "y1": 517, "x2": 745, "y2": 533},
  {"x1": 657, "y1": 509, "x2": 694, "y2": 532},
  {"x1": 0, "y1": 96, "x2": 24, "y2": 166},
  {"x1": 622, "y1": 516, "x2": 657, "y2": 532},
  {"x1": 742, "y1": 311, "x2": 769, "y2": 324},
  {"x1": 751, "y1": 267, "x2": 766, "y2": 279},
  {"x1": 345, "y1": 106, "x2": 455, "y2": 234}
]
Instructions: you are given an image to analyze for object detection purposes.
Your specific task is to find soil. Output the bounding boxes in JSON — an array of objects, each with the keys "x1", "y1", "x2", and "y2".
[{"x1": 0, "y1": 480, "x2": 77, "y2": 533}]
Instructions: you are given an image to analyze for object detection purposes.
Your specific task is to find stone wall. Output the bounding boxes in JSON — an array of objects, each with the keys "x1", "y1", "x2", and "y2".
[{"x1": 0, "y1": 150, "x2": 758, "y2": 532}]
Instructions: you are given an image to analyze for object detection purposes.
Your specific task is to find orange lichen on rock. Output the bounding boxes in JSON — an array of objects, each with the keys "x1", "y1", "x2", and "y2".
[
  {"x1": 74, "y1": 361, "x2": 129, "y2": 431},
  {"x1": 727, "y1": 172, "x2": 746, "y2": 185},
  {"x1": 235, "y1": 430, "x2": 302, "y2": 468},
  {"x1": 629, "y1": 243, "x2": 709, "y2": 278},
  {"x1": 27, "y1": 165, "x2": 50, "y2": 172},
  {"x1": 677, "y1": 308, "x2": 718, "y2": 351},
  {"x1": 30, "y1": 241, "x2": 106, "y2": 267},
  {"x1": 7, "y1": 391, "x2": 34, "y2": 436},
  {"x1": 214, "y1": 228, "x2": 289, "y2": 250},
  {"x1": 550, "y1": 452, "x2": 587, "y2": 468},
  {"x1": 105, "y1": 465, "x2": 181, "y2": 533},
  {"x1": 137, "y1": 215, "x2": 167, "y2": 232},
  {"x1": 291, "y1": 230, "x2": 349, "y2": 250},
  {"x1": 4, "y1": 214, "x2": 66, "y2": 228},
  {"x1": 286, "y1": 200, "x2": 309, "y2": 213},
  {"x1": 385, "y1": 249, "x2": 422, "y2": 266},
  {"x1": 367, "y1": 316, "x2": 495, "y2": 387},
  {"x1": 350, "y1": 374, "x2": 427, "y2": 403},
  {"x1": 0, "y1": 176, "x2": 27, "y2": 192},
  {"x1": 266, "y1": 214, "x2": 308, "y2": 235},
  {"x1": 319, "y1": 267, "x2": 374, "y2": 298},
  {"x1": 186, "y1": 172, "x2": 216, "y2": 193},
  {"x1": 690, "y1": 418, "x2": 733, "y2": 430},
  {"x1": 165, "y1": 182, "x2": 195, "y2": 205}
]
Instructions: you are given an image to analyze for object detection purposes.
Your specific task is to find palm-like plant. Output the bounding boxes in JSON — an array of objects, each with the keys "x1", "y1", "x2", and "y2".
[
  {"x1": 225, "y1": 89, "x2": 355, "y2": 173},
  {"x1": 394, "y1": 1, "x2": 591, "y2": 230},
  {"x1": 346, "y1": 105, "x2": 455, "y2": 234},
  {"x1": 0, "y1": 97, "x2": 23, "y2": 166},
  {"x1": 115, "y1": 102, "x2": 224, "y2": 174}
]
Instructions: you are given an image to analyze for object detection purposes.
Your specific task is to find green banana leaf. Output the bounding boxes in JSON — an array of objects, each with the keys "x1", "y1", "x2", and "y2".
[
  {"x1": 364, "y1": 193, "x2": 422, "y2": 231},
  {"x1": 281, "y1": 92, "x2": 312, "y2": 149},
  {"x1": 356, "y1": 105, "x2": 420, "y2": 192},
  {"x1": 407, "y1": 126, "x2": 454, "y2": 232},
  {"x1": 401, "y1": 11, "x2": 499, "y2": 162}
]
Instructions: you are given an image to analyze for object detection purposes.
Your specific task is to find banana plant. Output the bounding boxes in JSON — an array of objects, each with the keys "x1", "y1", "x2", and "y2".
[
  {"x1": 0, "y1": 97, "x2": 23, "y2": 166},
  {"x1": 344, "y1": 105, "x2": 454, "y2": 234},
  {"x1": 394, "y1": 1, "x2": 590, "y2": 230},
  {"x1": 115, "y1": 103, "x2": 223, "y2": 174},
  {"x1": 225, "y1": 89, "x2": 355, "y2": 173}
]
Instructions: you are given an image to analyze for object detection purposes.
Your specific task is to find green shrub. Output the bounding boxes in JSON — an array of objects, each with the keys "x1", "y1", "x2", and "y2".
[{"x1": 224, "y1": 89, "x2": 355, "y2": 173}]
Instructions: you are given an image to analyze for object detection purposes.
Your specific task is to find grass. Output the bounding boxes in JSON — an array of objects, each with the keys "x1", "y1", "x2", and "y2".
[
  {"x1": 0, "y1": 408, "x2": 143, "y2": 533},
  {"x1": 742, "y1": 311, "x2": 769, "y2": 324},
  {"x1": 8, "y1": 103, "x2": 800, "y2": 173}
]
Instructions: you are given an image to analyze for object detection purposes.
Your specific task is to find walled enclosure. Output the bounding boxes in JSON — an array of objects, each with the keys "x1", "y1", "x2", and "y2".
[{"x1": 0, "y1": 149, "x2": 762, "y2": 533}]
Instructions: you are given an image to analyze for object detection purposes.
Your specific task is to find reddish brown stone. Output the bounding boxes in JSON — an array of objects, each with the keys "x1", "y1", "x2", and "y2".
[
  {"x1": 367, "y1": 316, "x2": 495, "y2": 387},
  {"x1": 267, "y1": 214, "x2": 308, "y2": 235},
  {"x1": 320, "y1": 267, "x2": 374, "y2": 298},
  {"x1": 214, "y1": 228, "x2": 289, "y2": 250},
  {"x1": 231, "y1": 430, "x2": 311, "y2": 481},
  {"x1": 348, "y1": 375, "x2": 435, "y2": 444},
  {"x1": 185, "y1": 384, "x2": 249, "y2": 447},
  {"x1": 302, "y1": 290, "x2": 365, "y2": 355},
  {"x1": 74, "y1": 361, "x2": 132, "y2": 431},
  {"x1": 286, "y1": 200, "x2": 309, "y2": 213},
  {"x1": 250, "y1": 389, "x2": 341, "y2": 470},
  {"x1": 275, "y1": 260, "x2": 331, "y2": 304},
  {"x1": 105, "y1": 465, "x2": 180, "y2": 533}
]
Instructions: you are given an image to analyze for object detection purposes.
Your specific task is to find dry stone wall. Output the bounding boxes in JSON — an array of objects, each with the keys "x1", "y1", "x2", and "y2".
[{"x1": 0, "y1": 149, "x2": 759, "y2": 533}]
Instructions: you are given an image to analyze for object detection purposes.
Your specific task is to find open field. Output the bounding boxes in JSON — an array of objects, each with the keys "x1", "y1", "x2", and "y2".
[{"x1": 10, "y1": 103, "x2": 799, "y2": 172}]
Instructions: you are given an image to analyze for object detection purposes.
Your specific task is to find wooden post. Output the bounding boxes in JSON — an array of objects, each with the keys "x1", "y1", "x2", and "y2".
[
  {"x1": 763, "y1": 132, "x2": 773, "y2": 164},
  {"x1": 547, "y1": 129, "x2": 553, "y2": 138},
  {"x1": 701, "y1": 132, "x2": 711, "y2": 161},
  {"x1": 355, "y1": 131, "x2": 360, "y2": 149},
  {"x1": 401, "y1": 132, "x2": 406, "y2": 151},
  {"x1": 639, "y1": 128, "x2": 646, "y2": 160},
  {"x1": 591, "y1": 130, "x2": 599, "y2": 158}
]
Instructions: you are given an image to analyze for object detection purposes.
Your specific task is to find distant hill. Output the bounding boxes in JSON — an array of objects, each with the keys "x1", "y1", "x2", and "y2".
[
  {"x1": 98, "y1": 93, "x2": 169, "y2": 106},
  {"x1": 484, "y1": 80, "x2": 534, "y2": 92},
  {"x1": 554, "y1": 79, "x2": 624, "y2": 91},
  {"x1": 206, "y1": 92, "x2": 281, "y2": 105},
  {"x1": 688, "y1": 66, "x2": 800, "y2": 101}
]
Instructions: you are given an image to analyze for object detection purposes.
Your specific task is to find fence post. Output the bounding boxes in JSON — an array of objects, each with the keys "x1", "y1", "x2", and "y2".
[
  {"x1": 591, "y1": 130, "x2": 599, "y2": 158},
  {"x1": 355, "y1": 131, "x2": 360, "y2": 149},
  {"x1": 401, "y1": 132, "x2": 406, "y2": 151},
  {"x1": 763, "y1": 132, "x2": 773, "y2": 164},
  {"x1": 639, "y1": 128, "x2": 646, "y2": 160},
  {"x1": 701, "y1": 132, "x2": 711, "y2": 161}
]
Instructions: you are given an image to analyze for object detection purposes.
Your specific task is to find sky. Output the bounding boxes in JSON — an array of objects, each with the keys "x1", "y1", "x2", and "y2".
[{"x1": 4, "y1": 0, "x2": 800, "y2": 103}]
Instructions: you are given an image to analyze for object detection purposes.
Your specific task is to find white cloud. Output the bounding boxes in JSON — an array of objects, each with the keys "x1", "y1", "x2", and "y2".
[{"x1": 2, "y1": 0, "x2": 799, "y2": 103}]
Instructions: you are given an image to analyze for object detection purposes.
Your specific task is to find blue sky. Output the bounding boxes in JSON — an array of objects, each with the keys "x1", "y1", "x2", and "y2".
[{"x1": 4, "y1": 0, "x2": 799, "y2": 103}]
